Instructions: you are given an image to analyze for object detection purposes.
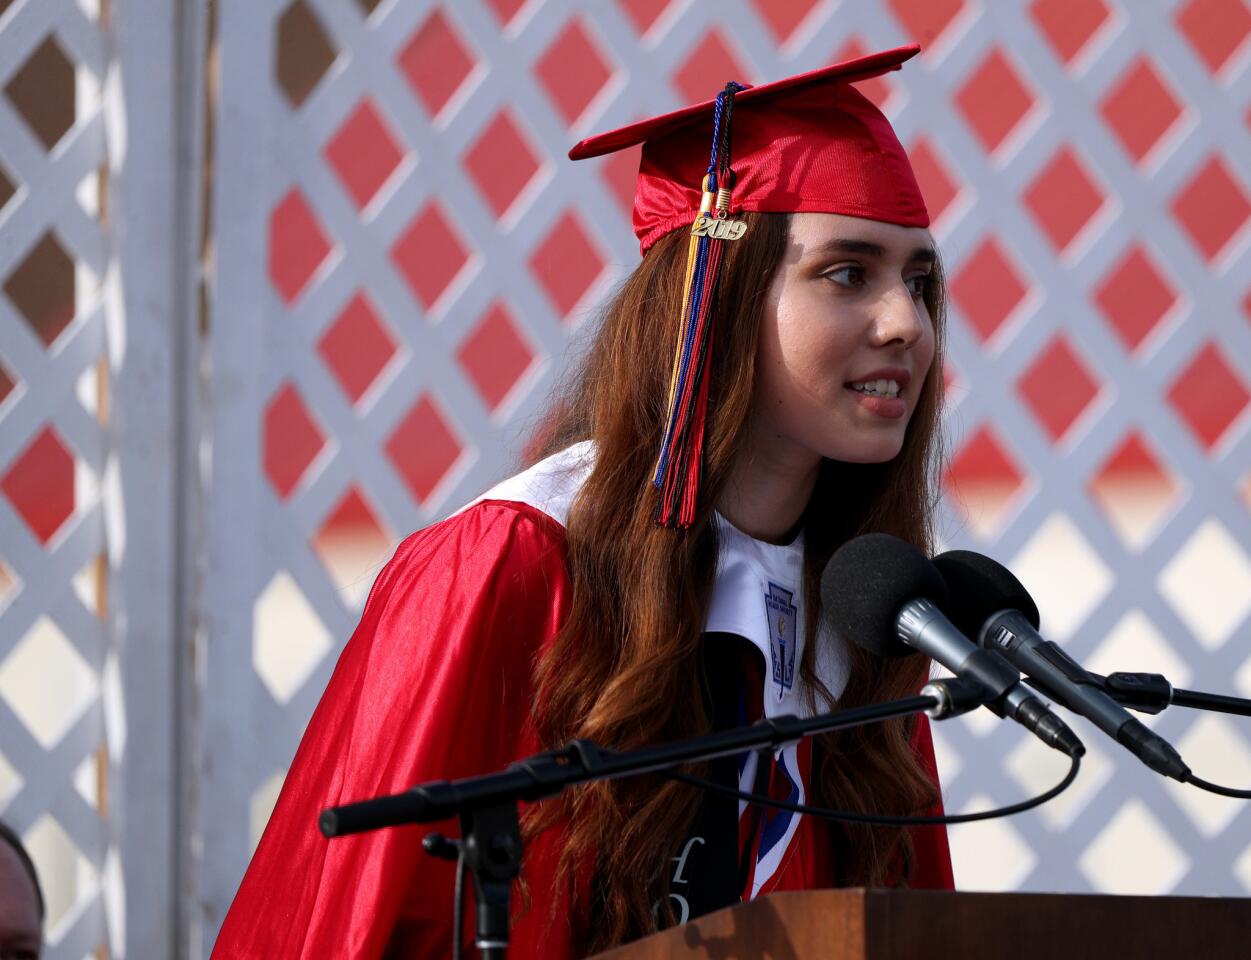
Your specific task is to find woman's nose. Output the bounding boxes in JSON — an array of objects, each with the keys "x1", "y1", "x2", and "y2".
[{"x1": 872, "y1": 284, "x2": 926, "y2": 347}]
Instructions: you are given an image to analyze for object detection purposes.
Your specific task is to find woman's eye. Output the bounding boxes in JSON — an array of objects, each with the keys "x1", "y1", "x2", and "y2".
[
  {"x1": 825, "y1": 265, "x2": 865, "y2": 288},
  {"x1": 906, "y1": 273, "x2": 932, "y2": 298}
]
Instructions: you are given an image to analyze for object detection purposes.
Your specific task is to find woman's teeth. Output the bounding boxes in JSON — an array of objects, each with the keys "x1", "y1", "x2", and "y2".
[{"x1": 850, "y1": 379, "x2": 900, "y2": 399}]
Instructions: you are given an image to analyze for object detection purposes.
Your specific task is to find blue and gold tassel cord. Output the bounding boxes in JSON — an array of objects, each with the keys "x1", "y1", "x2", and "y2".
[{"x1": 653, "y1": 82, "x2": 748, "y2": 528}]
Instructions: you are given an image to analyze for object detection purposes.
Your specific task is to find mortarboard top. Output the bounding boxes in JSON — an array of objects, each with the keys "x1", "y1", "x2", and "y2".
[{"x1": 570, "y1": 44, "x2": 930, "y2": 255}]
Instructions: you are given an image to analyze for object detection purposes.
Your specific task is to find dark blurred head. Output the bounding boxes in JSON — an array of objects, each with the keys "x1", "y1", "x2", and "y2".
[{"x1": 0, "y1": 821, "x2": 43, "y2": 960}]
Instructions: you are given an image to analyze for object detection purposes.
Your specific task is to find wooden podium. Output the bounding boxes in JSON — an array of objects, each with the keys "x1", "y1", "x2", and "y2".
[{"x1": 591, "y1": 888, "x2": 1251, "y2": 959}]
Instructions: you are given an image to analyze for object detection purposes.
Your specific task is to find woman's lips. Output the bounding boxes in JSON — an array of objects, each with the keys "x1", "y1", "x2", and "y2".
[{"x1": 845, "y1": 387, "x2": 907, "y2": 419}]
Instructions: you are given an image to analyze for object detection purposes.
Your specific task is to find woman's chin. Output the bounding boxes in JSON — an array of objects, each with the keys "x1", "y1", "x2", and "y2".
[{"x1": 822, "y1": 436, "x2": 907, "y2": 464}]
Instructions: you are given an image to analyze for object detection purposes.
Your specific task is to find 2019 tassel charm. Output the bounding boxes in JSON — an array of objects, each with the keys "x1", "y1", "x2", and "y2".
[{"x1": 653, "y1": 82, "x2": 748, "y2": 528}]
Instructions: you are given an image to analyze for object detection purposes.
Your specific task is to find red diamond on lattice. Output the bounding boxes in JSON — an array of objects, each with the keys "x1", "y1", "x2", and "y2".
[
  {"x1": 672, "y1": 28, "x2": 754, "y2": 104},
  {"x1": 833, "y1": 36, "x2": 896, "y2": 110},
  {"x1": 313, "y1": 486, "x2": 393, "y2": 605},
  {"x1": 1093, "y1": 245, "x2": 1179, "y2": 354},
  {"x1": 264, "y1": 383, "x2": 327, "y2": 499},
  {"x1": 908, "y1": 137, "x2": 963, "y2": 226},
  {"x1": 385, "y1": 394, "x2": 464, "y2": 505},
  {"x1": 1029, "y1": 0, "x2": 1112, "y2": 66},
  {"x1": 324, "y1": 98, "x2": 406, "y2": 211},
  {"x1": 955, "y1": 48, "x2": 1038, "y2": 157},
  {"x1": 529, "y1": 211, "x2": 607, "y2": 321},
  {"x1": 599, "y1": 141, "x2": 642, "y2": 216},
  {"x1": 464, "y1": 111, "x2": 543, "y2": 220},
  {"x1": 269, "y1": 189, "x2": 333, "y2": 305},
  {"x1": 485, "y1": 0, "x2": 527, "y2": 25},
  {"x1": 1243, "y1": 286, "x2": 1251, "y2": 322},
  {"x1": 886, "y1": 0, "x2": 969, "y2": 48},
  {"x1": 944, "y1": 423, "x2": 1028, "y2": 538},
  {"x1": 1099, "y1": 58, "x2": 1186, "y2": 167},
  {"x1": 535, "y1": 17, "x2": 615, "y2": 128},
  {"x1": 1167, "y1": 342, "x2": 1250, "y2": 452},
  {"x1": 1170, "y1": 155, "x2": 1251, "y2": 263},
  {"x1": 1176, "y1": 0, "x2": 1251, "y2": 76},
  {"x1": 751, "y1": 0, "x2": 820, "y2": 46},
  {"x1": 317, "y1": 292, "x2": 398, "y2": 406},
  {"x1": 950, "y1": 236, "x2": 1031, "y2": 345},
  {"x1": 1017, "y1": 335, "x2": 1103, "y2": 443},
  {"x1": 457, "y1": 301, "x2": 538, "y2": 413},
  {"x1": 1023, "y1": 146, "x2": 1108, "y2": 255},
  {"x1": 398, "y1": 8, "x2": 479, "y2": 119},
  {"x1": 617, "y1": 0, "x2": 673, "y2": 36},
  {"x1": 390, "y1": 202, "x2": 472, "y2": 311},
  {"x1": 1089, "y1": 431, "x2": 1180, "y2": 549},
  {"x1": 1, "y1": 426, "x2": 74, "y2": 545}
]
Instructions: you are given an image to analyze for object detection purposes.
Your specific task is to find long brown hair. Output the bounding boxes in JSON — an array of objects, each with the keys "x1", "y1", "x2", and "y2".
[{"x1": 526, "y1": 212, "x2": 947, "y2": 951}]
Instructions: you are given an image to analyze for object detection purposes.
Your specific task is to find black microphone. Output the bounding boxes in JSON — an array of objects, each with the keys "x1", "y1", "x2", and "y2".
[
  {"x1": 933, "y1": 550, "x2": 1190, "y2": 782},
  {"x1": 821, "y1": 534, "x2": 1084, "y2": 757}
]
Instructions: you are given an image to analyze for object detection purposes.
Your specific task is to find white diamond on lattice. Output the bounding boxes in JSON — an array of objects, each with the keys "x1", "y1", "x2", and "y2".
[
  {"x1": 1084, "y1": 609, "x2": 1193, "y2": 721},
  {"x1": 1237, "y1": 655, "x2": 1251, "y2": 698},
  {"x1": 1007, "y1": 735, "x2": 1112, "y2": 830},
  {"x1": 0, "y1": 617, "x2": 99, "y2": 749},
  {"x1": 101, "y1": 652, "x2": 125, "y2": 761},
  {"x1": 0, "y1": 749, "x2": 22, "y2": 808},
  {"x1": 1079, "y1": 799, "x2": 1189, "y2": 894},
  {"x1": 25, "y1": 813, "x2": 99, "y2": 933},
  {"x1": 250, "y1": 769, "x2": 287, "y2": 855},
  {"x1": 74, "y1": 749, "x2": 103, "y2": 810},
  {"x1": 1158, "y1": 519, "x2": 1251, "y2": 651},
  {"x1": 1167, "y1": 715, "x2": 1251, "y2": 837},
  {"x1": 77, "y1": 361, "x2": 97, "y2": 416},
  {"x1": 950, "y1": 792, "x2": 1037, "y2": 890},
  {"x1": 252, "y1": 572, "x2": 333, "y2": 704},
  {"x1": 1235, "y1": 841, "x2": 1251, "y2": 894},
  {"x1": 72, "y1": 554, "x2": 106, "y2": 618},
  {"x1": 927, "y1": 721, "x2": 964, "y2": 785},
  {"x1": 1012, "y1": 513, "x2": 1112, "y2": 641}
]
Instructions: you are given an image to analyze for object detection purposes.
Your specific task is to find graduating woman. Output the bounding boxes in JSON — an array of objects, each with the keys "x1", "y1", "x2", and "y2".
[{"x1": 214, "y1": 44, "x2": 954, "y2": 959}]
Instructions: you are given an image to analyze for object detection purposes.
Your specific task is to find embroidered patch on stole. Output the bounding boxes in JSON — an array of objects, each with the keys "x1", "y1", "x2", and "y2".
[{"x1": 764, "y1": 582, "x2": 797, "y2": 699}]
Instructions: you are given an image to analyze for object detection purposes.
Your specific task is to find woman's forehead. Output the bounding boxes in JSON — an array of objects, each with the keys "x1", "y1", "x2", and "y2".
[{"x1": 786, "y1": 212, "x2": 935, "y2": 260}]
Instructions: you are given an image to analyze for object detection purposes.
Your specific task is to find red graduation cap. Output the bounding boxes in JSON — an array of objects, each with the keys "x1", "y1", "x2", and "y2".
[
  {"x1": 570, "y1": 44, "x2": 929, "y2": 255},
  {"x1": 569, "y1": 45, "x2": 930, "y2": 528}
]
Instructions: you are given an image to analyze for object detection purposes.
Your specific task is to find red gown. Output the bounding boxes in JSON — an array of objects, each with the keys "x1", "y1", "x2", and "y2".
[{"x1": 213, "y1": 497, "x2": 953, "y2": 958}]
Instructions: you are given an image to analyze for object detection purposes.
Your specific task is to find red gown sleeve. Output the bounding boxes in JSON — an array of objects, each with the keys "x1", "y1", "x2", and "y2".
[
  {"x1": 906, "y1": 714, "x2": 956, "y2": 890},
  {"x1": 211, "y1": 501, "x2": 578, "y2": 959}
]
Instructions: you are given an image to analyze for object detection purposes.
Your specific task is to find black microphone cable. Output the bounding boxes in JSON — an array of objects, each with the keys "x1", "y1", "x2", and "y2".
[
  {"x1": 1184, "y1": 774, "x2": 1251, "y2": 799},
  {"x1": 662, "y1": 747, "x2": 1082, "y2": 825}
]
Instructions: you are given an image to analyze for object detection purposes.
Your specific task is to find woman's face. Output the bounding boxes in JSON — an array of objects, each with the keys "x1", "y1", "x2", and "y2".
[{"x1": 751, "y1": 212, "x2": 937, "y2": 468}]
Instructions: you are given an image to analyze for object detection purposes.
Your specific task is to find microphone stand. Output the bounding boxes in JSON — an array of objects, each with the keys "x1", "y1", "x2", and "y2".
[
  {"x1": 318, "y1": 677, "x2": 991, "y2": 959},
  {"x1": 1056, "y1": 670, "x2": 1251, "y2": 718}
]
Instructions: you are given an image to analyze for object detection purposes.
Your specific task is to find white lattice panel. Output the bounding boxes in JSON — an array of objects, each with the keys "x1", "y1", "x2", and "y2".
[
  {"x1": 202, "y1": 0, "x2": 1251, "y2": 948},
  {"x1": 0, "y1": 0, "x2": 116, "y2": 956}
]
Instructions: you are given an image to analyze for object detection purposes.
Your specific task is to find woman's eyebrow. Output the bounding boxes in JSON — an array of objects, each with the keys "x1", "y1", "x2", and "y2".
[{"x1": 814, "y1": 238, "x2": 937, "y2": 264}]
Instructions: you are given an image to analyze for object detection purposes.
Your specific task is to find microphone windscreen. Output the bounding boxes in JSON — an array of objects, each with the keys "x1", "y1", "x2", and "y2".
[
  {"x1": 932, "y1": 550, "x2": 1041, "y2": 635},
  {"x1": 820, "y1": 533, "x2": 950, "y2": 658}
]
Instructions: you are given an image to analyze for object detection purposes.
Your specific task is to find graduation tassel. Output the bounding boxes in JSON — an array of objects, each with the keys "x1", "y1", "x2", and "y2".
[{"x1": 653, "y1": 83, "x2": 747, "y2": 528}]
